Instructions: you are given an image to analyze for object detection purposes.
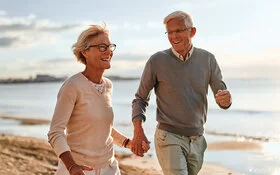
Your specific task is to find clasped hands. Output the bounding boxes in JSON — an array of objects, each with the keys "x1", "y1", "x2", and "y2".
[{"x1": 130, "y1": 128, "x2": 150, "y2": 157}]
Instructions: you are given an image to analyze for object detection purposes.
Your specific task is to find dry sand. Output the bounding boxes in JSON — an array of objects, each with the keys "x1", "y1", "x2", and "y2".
[
  {"x1": 0, "y1": 116, "x2": 264, "y2": 174},
  {"x1": 0, "y1": 134, "x2": 247, "y2": 175}
]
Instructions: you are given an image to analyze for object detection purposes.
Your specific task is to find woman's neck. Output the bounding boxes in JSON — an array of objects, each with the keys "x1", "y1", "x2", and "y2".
[{"x1": 82, "y1": 68, "x2": 104, "y2": 84}]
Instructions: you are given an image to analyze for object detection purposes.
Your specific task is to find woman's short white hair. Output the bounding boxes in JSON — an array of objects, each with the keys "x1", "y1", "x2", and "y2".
[
  {"x1": 72, "y1": 24, "x2": 109, "y2": 65},
  {"x1": 163, "y1": 11, "x2": 193, "y2": 27}
]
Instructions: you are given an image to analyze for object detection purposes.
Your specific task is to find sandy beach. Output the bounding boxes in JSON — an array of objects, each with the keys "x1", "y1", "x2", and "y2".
[
  {"x1": 0, "y1": 116, "x2": 265, "y2": 175},
  {"x1": 0, "y1": 133, "x2": 244, "y2": 175}
]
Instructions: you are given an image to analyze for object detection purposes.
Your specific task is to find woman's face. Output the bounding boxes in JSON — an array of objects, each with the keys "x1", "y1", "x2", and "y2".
[{"x1": 82, "y1": 33, "x2": 114, "y2": 70}]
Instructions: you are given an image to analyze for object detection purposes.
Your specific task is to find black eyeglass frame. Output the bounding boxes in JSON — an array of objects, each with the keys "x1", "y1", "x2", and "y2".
[{"x1": 87, "y1": 43, "x2": 116, "y2": 52}]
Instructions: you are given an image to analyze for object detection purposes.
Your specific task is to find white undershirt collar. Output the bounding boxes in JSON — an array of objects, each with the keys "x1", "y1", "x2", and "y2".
[{"x1": 171, "y1": 45, "x2": 194, "y2": 61}]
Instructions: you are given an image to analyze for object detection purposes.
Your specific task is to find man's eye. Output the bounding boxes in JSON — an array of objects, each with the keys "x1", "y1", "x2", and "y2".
[
  {"x1": 175, "y1": 29, "x2": 181, "y2": 33},
  {"x1": 99, "y1": 46, "x2": 107, "y2": 49}
]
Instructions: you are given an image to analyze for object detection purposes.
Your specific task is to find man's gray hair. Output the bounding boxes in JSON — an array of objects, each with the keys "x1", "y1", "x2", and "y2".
[{"x1": 163, "y1": 11, "x2": 193, "y2": 27}]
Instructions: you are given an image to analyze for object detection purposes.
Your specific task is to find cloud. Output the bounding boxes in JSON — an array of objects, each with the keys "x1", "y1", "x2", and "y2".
[
  {"x1": 0, "y1": 14, "x2": 80, "y2": 33},
  {"x1": 113, "y1": 53, "x2": 149, "y2": 61},
  {"x1": 223, "y1": 64, "x2": 280, "y2": 79},
  {"x1": 0, "y1": 13, "x2": 83, "y2": 48},
  {"x1": 0, "y1": 37, "x2": 20, "y2": 47},
  {"x1": 0, "y1": 10, "x2": 6, "y2": 16},
  {"x1": 216, "y1": 48, "x2": 280, "y2": 79}
]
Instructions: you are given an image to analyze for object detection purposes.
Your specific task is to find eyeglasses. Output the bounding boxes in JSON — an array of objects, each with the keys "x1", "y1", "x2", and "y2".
[
  {"x1": 87, "y1": 43, "x2": 116, "y2": 52},
  {"x1": 165, "y1": 27, "x2": 192, "y2": 35}
]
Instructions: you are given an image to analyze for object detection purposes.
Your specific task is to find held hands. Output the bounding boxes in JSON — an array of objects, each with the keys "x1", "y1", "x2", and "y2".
[
  {"x1": 215, "y1": 89, "x2": 232, "y2": 108},
  {"x1": 131, "y1": 128, "x2": 150, "y2": 157},
  {"x1": 126, "y1": 139, "x2": 150, "y2": 153}
]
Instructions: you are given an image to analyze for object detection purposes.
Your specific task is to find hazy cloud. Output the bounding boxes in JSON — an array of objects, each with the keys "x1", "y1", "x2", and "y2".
[
  {"x1": 41, "y1": 58, "x2": 74, "y2": 63},
  {"x1": 0, "y1": 10, "x2": 6, "y2": 16},
  {"x1": 0, "y1": 13, "x2": 83, "y2": 48},
  {"x1": 0, "y1": 15, "x2": 80, "y2": 33},
  {"x1": 0, "y1": 37, "x2": 20, "y2": 47},
  {"x1": 113, "y1": 53, "x2": 149, "y2": 61}
]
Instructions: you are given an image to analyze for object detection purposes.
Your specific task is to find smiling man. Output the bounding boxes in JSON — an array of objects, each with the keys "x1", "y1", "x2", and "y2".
[{"x1": 131, "y1": 11, "x2": 232, "y2": 175}]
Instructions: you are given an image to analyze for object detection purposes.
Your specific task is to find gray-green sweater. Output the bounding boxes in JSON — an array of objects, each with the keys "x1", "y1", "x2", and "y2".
[{"x1": 132, "y1": 47, "x2": 228, "y2": 136}]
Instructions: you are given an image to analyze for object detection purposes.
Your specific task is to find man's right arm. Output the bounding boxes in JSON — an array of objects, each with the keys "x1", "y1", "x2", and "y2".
[
  {"x1": 131, "y1": 120, "x2": 149, "y2": 156},
  {"x1": 131, "y1": 58, "x2": 156, "y2": 156}
]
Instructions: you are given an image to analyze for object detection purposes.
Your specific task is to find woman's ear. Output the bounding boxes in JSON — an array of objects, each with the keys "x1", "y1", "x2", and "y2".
[{"x1": 81, "y1": 50, "x2": 87, "y2": 58}]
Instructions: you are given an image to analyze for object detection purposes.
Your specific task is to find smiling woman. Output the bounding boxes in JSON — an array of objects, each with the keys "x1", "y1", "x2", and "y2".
[{"x1": 47, "y1": 24, "x2": 149, "y2": 175}]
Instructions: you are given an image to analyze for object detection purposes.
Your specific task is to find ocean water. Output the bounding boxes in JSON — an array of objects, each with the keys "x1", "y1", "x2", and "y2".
[{"x1": 0, "y1": 78, "x2": 280, "y2": 175}]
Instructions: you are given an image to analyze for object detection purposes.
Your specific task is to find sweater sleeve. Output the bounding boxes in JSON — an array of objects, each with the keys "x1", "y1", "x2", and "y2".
[
  {"x1": 132, "y1": 58, "x2": 157, "y2": 122},
  {"x1": 209, "y1": 55, "x2": 227, "y2": 93},
  {"x1": 47, "y1": 80, "x2": 76, "y2": 157},
  {"x1": 111, "y1": 127, "x2": 127, "y2": 147},
  {"x1": 209, "y1": 56, "x2": 231, "y2": 109}
]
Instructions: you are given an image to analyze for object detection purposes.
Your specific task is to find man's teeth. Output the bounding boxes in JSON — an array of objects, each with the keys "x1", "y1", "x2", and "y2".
[{"x1": 101, "y1": 58, "x2": 110, "y2": 61}]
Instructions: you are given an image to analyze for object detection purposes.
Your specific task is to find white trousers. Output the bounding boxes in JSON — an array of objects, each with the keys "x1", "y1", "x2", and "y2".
[{"x1": 55, "y1": 158, "x2": 121, "y2": 175}]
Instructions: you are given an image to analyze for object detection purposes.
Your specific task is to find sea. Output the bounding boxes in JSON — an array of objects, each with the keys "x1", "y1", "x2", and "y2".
[{"x1": 0, "y1": 78, "x2": 280, "y2": 175}]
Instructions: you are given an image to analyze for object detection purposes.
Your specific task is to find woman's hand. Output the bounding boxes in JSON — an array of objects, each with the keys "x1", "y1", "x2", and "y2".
[
  {"x1": 59, "y1": 151, "x2": 94, "y2": 175},
  {"x1": 69, "y1": 164, "x2": 94, "y2": 175}
]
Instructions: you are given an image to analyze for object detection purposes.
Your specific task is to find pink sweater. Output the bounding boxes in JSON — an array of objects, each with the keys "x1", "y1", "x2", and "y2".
[{"x1": 48, "y1": 73, "x2": 127, "y2": 169}]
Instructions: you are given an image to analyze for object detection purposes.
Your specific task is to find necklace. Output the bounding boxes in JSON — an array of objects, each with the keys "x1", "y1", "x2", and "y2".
[
  {"x1": 90, "y1": 81, "x2": 105, "y2": 94},
  {"x1": 81, "y1": 73, "x2": 105, "y2": 94}
]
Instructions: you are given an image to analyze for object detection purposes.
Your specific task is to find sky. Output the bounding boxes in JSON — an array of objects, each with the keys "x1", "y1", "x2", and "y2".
[{"x1": 0, "y1": 0, "x2": 280, "y2": 79}]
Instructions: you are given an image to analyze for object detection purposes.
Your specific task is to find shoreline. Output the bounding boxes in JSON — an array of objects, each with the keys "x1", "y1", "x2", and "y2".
[
  {"x1": 0, "y1": 115, "x2": 248, "y2": 174},
  {"x1": 0, "y1": 115, "x2": 274, "y2": 142},
  {"x1": 0, "y1": 133, "x2": 242, "y2": 175}
]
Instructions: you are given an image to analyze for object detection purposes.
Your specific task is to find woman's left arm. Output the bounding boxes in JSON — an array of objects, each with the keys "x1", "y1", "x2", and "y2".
[
  {"x1": 111, "y1": 127, "x2": 129, "y2": 148},
  {"x1": 111, "y1": 127, "x2": 150, "y2": 152}
]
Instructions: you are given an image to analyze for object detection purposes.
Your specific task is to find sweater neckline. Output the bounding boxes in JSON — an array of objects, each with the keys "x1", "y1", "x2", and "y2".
[
  {"x1": 168, "y1": 47, "x2": 196, "y2": 63},
  {"x1": 79, "y1": 72, "x2": 106, "y2": 95}
]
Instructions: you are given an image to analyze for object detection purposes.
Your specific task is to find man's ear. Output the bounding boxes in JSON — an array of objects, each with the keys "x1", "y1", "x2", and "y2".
[{"x1": 190, "y1": 27, "x2": 196, "y2": 38}]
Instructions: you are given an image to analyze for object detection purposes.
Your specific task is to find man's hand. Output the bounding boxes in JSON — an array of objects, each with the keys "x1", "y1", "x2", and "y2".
[
  {"x1": 215, "y1": 89, "x2": 232, "y2": 108},
  {"x1": 131, "y1": 120, "x2": 150, "y2": 157},
  {"x1": 141, "y1": 140, "x2": 150, "y2": 152},
  {"x1": 127, "y1": 140, "x2": 150, "y2": 153}
]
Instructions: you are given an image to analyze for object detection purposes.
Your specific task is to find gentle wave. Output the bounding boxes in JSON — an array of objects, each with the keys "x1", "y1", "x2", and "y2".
[
  {"x1": 113, "y1": 121, "x2": 280, "y2": 142},
  {"x1": 205, "y1": 130, "x2": 280, "y2": 142},
  {"x1": 113, "y1": 102, "x2": 279, "y2": 114},
  {"x1": 208, "y1": 108, "x2": 278, "y2": 114}
]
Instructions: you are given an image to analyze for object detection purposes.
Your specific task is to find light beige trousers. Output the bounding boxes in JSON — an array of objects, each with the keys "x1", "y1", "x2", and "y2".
[
  {"x1": 154, "y1": 128, "x2": 207, "y2": 175},
  {"x1": 55, "y1": 158, "x2": 121, "y2": 175}
]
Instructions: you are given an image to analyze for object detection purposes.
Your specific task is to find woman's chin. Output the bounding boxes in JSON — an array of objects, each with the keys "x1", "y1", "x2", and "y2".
[{"x1": 105, "y1": 64, "x2": 111, "y2": 69}]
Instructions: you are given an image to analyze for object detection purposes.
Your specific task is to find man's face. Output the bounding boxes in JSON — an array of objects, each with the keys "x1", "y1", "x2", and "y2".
[{"x1": 166, "y1": 18, "x2": 195, "y2": 57}]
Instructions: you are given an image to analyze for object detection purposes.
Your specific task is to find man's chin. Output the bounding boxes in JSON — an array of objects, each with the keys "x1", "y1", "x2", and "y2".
[{"x1": 173, "y1": 45, "x2": 182, "y2": 51}]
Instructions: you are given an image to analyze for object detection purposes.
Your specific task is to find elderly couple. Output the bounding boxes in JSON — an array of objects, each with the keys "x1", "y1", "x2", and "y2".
[{"x1": 48, "y1": 10, "x2": 232, "y2": 175}]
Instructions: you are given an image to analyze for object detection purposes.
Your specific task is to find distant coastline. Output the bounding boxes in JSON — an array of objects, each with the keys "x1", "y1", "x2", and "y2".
[
  {"x1": 0, "y1": 74, "x2": 67, "y2": 84},
  {"x1": 0, "y1": 74, "x2": 140, "y2": 84}
]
